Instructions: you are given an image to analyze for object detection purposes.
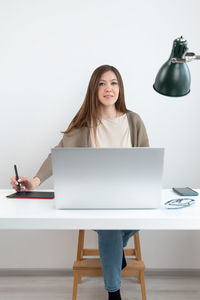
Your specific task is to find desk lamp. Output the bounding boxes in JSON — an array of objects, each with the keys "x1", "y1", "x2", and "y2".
[{"x1": 153, "y1": 36, "x2": 200, "y2": 97}]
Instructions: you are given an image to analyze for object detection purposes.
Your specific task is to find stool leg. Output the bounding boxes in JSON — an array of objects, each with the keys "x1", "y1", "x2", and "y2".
[
  {"x1": 140, "y1": 271, "x2": 146, "y2": 300},
  {"x1": 72, "y1": 271, "x2": 79, "y2": 300}
]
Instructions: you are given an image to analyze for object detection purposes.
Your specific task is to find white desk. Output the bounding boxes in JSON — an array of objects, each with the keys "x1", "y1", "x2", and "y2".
[{"x1": 0, "y1": 189, "x2": 200, "y2": 230}]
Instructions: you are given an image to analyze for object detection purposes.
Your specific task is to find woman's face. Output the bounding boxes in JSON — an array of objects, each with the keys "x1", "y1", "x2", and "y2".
[{"x1": 97, "y1": 71, "x2": 119, "y2": 107}]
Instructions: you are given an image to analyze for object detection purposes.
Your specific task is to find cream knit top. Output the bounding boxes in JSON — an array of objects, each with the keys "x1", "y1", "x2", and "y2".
[{"x1": 90, "y1": 113, "x2": 132, "y2": 148}]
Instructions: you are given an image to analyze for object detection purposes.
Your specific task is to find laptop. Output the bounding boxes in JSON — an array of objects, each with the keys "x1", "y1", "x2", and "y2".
[{"x1": 51, "y1": 148, "x2": 164, "y2": 209}]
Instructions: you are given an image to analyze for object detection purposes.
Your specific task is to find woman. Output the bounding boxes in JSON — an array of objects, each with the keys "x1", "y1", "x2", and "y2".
[{"x1": 11, "y1": 65, "x2": 149, "y2": 300}]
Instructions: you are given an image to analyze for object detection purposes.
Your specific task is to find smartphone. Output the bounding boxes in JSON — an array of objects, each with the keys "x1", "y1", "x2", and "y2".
[{"x1": 172, "y1": 187, "x2": 199, "y2": 196}]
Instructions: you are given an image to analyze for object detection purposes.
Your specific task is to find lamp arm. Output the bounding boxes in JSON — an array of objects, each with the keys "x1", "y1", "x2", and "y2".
[{"x1": 171, "y1": 52, "x2": 200, "y2": 63}]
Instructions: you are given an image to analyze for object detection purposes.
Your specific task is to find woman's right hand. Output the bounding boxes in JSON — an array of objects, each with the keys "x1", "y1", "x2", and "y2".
[{"x1": 10, "y1": 176, "x2": 40, "y2": 192}]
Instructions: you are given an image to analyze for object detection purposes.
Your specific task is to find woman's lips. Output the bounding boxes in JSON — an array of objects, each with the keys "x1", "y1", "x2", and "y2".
[{"x1": 104, "y1": 95, "x2": 113, "y2": 98}]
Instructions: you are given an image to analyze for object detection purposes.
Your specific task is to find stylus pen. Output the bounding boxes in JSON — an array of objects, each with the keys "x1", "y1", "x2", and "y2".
[{"x1": 14, "y1": 164, "x2": 21, "y2": 192}]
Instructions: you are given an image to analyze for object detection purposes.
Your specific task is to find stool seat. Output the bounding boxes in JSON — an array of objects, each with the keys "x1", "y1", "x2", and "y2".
[{"x1": 72, "y1": 230, "x2": 146, "y2": 300}]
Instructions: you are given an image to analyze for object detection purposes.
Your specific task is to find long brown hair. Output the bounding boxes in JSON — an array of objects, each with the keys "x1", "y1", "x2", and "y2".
[{"x1": 63, "y1": 65, "x2": 128, "y2": 143}]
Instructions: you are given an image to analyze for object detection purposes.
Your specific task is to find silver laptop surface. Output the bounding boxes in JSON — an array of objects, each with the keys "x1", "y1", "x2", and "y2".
[{"x1": 51, "y1": 148, "x2": 164, "y2": 209}]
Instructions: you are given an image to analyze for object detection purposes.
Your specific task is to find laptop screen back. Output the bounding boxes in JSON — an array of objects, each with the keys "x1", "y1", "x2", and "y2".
[{"x1": 51, "y1": 148, "x2": 164, "y2": 209}]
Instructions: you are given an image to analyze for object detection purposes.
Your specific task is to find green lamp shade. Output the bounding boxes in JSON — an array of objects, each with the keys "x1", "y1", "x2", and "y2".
[{"x1": 153, "y1": 38, "x2": 191, "y2": 97}]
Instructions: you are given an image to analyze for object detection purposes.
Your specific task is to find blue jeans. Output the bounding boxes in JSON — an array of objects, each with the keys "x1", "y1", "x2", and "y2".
[{"x1": 94, "y1": 230, "x2": 138, "y2": 292}]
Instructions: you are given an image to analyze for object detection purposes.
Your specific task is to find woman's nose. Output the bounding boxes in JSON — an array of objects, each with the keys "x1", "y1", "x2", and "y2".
[{"x1": 105, "y1": 84, "x2": 112, "y2": 91}]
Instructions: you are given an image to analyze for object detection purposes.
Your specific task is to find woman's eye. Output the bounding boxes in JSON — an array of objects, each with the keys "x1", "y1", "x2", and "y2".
[
  {"x1": 111, "y1": 82, "x2": 118, "y2": 85},
  {"x1": 99, "y1": 82, "x2": 104, "y2": 86}
]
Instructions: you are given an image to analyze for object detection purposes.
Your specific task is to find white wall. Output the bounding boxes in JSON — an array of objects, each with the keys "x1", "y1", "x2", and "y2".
[{"x1": 0, "y1": 0, "x2": 200, "y2": 269}]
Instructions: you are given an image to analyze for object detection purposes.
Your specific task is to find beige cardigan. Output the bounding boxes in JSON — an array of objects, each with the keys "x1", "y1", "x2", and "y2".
[{"x1": 35, "y1": 110, "x2": 149, "y2": 184}]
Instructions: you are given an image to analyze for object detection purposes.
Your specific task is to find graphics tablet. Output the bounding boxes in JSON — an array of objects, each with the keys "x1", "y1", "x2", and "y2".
[{"x1": 7, "y1": 191, "x2": 54, "y2": 199}]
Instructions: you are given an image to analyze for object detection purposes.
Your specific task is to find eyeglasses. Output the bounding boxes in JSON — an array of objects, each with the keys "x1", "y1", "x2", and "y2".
[{"x1": 164, "y1": 198, "x2": 195, "y2": 209}]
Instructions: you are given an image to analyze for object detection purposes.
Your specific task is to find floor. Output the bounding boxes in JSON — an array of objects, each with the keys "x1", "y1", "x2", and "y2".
[{"x1": 0, "y1": 273, "x2": 200, "y2": 300}]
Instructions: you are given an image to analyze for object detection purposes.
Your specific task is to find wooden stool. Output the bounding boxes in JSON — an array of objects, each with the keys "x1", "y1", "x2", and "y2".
[{"x1": 72, "y1": 230, "x2": 146, "y2": 300}]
